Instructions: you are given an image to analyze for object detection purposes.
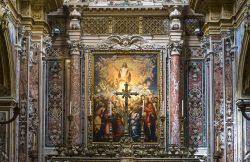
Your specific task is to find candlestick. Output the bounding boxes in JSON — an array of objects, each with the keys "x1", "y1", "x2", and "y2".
[
  {"x1": 181, "y1": 100, "x2": 184, "y2": 117},
  {"x1": 109, "y1": 101, "x2": 112, "y2": 116},
  {"x1": 69, "y1": 102, "x2": 72, "y2": 115},
  {"x1": 89, "y1": 101, "x2": 92, "y2": 116}
]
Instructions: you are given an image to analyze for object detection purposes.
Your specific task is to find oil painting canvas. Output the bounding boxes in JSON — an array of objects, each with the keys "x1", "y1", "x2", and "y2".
[{"x1": 92, "y1": 51, "x2": 159, "y2": 142}]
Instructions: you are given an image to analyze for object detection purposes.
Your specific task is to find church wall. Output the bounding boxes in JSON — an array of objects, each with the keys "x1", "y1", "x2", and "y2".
[{"x1": 3, "y1": 0, "x2": 250, "y2": 161}]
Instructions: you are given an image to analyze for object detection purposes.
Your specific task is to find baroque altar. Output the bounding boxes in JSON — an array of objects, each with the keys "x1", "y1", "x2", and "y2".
[
  {"x1": 50, "y1": 35, "x2": 199, "y2": 161},
  {"x1": 49, "y1": 0, "x2": 202, "y2": 161}
]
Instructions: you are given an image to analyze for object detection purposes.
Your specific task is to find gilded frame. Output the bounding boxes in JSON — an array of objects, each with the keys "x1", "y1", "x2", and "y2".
[{"x1": 85, "y1": 50, "x2": 164, "y2": 146}]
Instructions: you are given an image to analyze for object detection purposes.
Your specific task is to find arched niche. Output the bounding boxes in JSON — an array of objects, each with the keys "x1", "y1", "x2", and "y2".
[
  {"x1": 237, "y1": 28, "x2": 250, "y2": 98},
  {"x1": 242, "y1": 44, "x2": 250, "y2": 96},
  {"x1": 0, "y1": 26, "x2": 15, "y2": 97}
]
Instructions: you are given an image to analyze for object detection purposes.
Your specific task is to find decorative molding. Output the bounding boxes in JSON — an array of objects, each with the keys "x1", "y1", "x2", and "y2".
[
  {"x1": 53, "y1": 144, "x2": 198, "y2": 159},
  {"x1": 83, "y1": 35, "x2": 167, "y2": 50}
]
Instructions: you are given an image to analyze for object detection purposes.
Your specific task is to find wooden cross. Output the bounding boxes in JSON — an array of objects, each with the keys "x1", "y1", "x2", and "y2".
[{"x1": 114, "y1": 82, "x2": 139, "y2": 135}]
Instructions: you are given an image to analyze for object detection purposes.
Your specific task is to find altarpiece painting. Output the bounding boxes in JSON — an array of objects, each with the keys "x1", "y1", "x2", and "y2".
[{"x1": 91, "y1": 51, "x2": 160, "y2": 143}]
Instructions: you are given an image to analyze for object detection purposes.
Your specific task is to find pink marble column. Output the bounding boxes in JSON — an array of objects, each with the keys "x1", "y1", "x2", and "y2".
[
  {"x1": 70, "y1": 51, "x2": 81, "y2": 144},
  {"x1": 68, "y1": 8, "x2": 82, "y2": 145},
  {"x1": 169, "y1": 45, "x2": 182, "y2": 145}
]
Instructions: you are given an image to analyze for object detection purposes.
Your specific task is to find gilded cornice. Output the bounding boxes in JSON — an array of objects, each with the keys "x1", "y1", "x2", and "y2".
[
  {"x1": 189, "y1": 0, "x2": 236, "y2": 34},
  {"x1": 17, "y1": 0, "x2": 63, "y2": 32}
]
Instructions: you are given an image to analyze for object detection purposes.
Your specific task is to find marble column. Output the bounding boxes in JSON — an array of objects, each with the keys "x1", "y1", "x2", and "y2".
[
  {"x1": 68, "y1": 8, "x2": 82, "y2": 145},
  {"x1": 169, "y1": 6, "x2": 183, "y2": 145},
  {"x1": 169, "y1": 42, "x2": 182, "y2": 145}
]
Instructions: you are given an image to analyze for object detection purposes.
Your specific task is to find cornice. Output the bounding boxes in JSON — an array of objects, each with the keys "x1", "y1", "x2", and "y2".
[
  {"x1": 20, "y1": 17, "x2": 50, "y2": 33},
  {"x1": 82, "y1": 7, "x2": 169, "y2": 16},
  {"x1": 189, "y1": 0, "x2": 236, "y2": 34},
  {"x1": 202, "y1": 18, "x2": 235, "y2": 34}
]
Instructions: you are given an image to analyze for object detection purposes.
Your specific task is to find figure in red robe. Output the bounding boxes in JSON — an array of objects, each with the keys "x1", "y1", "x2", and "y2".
[{"x1": 144, "y1": 102, "x2": 157, "y2": 141}]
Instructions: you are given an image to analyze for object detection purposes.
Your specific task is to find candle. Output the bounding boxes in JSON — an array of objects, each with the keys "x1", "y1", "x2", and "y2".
[
  {"x1": 69, "y1": 102, "x2": 72, "y2": 115},
  {"x1": 162, "y1": 101, "x2": 165, "y2": 116},
  {"x1": 210, "y1": 36, "x2": 212, "y2": 52},
  {"x1": 142, "y1": 100, "x2": 145, "y2": 115},
  {"x1": 89, "y1": 101, "x2": 92, "y2": 116},
  {"x1": 216, "y1": 136, "x2": 219, "y2": 151},
  {"x1": 32, "y1": 133, "x2": 36, "y2": 150},
  {"x1": 109, "y1": 101, "x2": 112, "y2": 116},
  {"x1": 181, "y1": 100, "x2": 184, "y2": 117}
]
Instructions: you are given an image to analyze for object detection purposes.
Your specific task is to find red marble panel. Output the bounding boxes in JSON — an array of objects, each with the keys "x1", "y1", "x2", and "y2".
[
  {"x1": 213, "y1": 41, "x2": 224, "y2": 153},
  {"x1": 46, "y1": 60, "x2": 64, "y2": 146},
  {"x1": 187, "y1": 61, "x2": 205, "y2": 147},
  {"x1": 28, "y1": 44, "x2": 40, "y2": 156},
  {"x1": 18, "y1": 36, "x2": 29, "y2": 161},
  {"x1": 224, "y1": 37, "x2": 234, "y2": 162}
]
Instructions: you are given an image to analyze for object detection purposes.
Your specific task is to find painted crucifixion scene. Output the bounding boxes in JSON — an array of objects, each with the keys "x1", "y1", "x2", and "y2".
[{"x1": 92, "y1": 52, "x2": 159, "y2": 142}]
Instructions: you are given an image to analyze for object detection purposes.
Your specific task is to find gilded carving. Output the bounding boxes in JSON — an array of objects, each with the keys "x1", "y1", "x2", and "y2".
[
  {"x1": 20, "y1": 1, "x2": 30, "y2": 16},
  {"x1": 31, "y1": 5, "x2": 43, "y2": 20},
  {"x1": 0, "y1": 3, "x2": 9, "y2": 31}
]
